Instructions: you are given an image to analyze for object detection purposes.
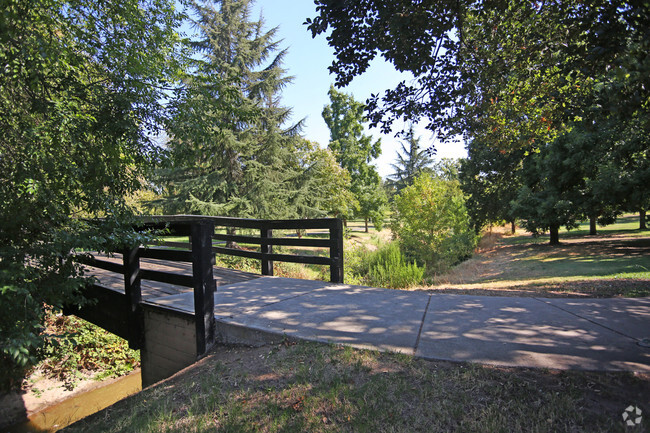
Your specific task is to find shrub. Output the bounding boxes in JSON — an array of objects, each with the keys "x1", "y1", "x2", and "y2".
[
  {"x1": 392, "y1": 173, "x2": 478, "y2": 273},
  {"x1": 39, "y1": 312, "x2": 140, "y2": 390},
  {"x1": 342, "y1": 242, "x2": 368, "y2": 285},
  {"x1": 363, "y1": 242, "x2": 425, "y2": 289}
]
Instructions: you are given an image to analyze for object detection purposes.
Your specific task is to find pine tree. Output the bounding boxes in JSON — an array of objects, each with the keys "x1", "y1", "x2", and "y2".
[
  {"x1": 387, "y1": 124, "x2": 434, "y2": 194},
  {"x1": 161, "y1": 0, "x2": 306, "y2": 220}
]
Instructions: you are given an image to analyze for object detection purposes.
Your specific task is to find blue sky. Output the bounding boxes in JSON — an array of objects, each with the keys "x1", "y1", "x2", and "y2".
[{"x1": 191, "y1": 1, "x2": 468, "y2": 178}]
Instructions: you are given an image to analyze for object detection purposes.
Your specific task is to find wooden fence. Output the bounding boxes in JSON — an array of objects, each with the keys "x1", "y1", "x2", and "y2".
[{"x1": 70, "y1": 215, "x2": 345, "y2": 354}]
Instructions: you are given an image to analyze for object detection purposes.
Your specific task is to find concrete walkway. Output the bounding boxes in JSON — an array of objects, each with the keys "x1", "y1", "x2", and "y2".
[{"x1": 148, "y1": 277, "x2": 650, "y2": 372}]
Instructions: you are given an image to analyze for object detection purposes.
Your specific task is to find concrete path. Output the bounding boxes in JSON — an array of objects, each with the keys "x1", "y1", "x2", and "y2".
[{"x1": 147, "y1": 277, "x2": 650, "y2": 372}]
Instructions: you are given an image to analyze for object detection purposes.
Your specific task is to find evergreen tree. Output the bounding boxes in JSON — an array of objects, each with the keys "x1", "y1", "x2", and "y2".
[
  {"x1": 322, "y1": 85, "x2": 385, "y2": 231},
  {"x1": 460, "y1": 140, "x2": 524, "y2": 233},
  {"x1": 161, "y1": 0, "x2": 306, "y2": 221},
  {"x1": 387, "y1": 124, "x2": 434, "y2": 194},
  {"x1": 511, "y1": 128, "x2": 604, "y2": 245}
]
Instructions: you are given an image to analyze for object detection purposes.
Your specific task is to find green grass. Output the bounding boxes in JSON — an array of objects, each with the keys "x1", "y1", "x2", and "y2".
[
  {"x1": 502, "y1": 214, "x2": 649, "y2": 246},
  {"x1": 561, "y1": 214, "x2": 646, "y2": 237},
  {"x1": 64, "y1": 341, "x2": 649, "y2": 433},
  {"x1": 504, "y1": 251, "x2": 649, "y2": 281},
  {"x1": 483, "y1": 214, "x2": 650, "y2": 283},
  {"x1": 430, "y1": 215, "x2": 650, "y2": 297}
]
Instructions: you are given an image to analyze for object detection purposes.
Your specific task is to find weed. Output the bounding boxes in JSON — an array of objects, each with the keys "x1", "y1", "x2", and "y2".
[{"x1": 38, "y1": 311, "x2": 139, "y2": 389}]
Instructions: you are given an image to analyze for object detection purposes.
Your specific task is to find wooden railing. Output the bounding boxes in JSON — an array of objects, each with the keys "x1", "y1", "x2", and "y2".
[
  {"x1": 139, "y1": 215, "x2": 344, "y2": 284},
  {"x1": 72, "y1": 215, "x2": 344, "y2": 354},
  {"x1": 75, "y1": 219, "x2": 218, "y2": 354}
]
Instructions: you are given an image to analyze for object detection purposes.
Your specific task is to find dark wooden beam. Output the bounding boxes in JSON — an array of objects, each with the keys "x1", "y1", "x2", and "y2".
[
  {"x1": 191, "y1": 221, "x2": 216, "y2": 356},
  {"x1": 123, "y1": 246, "x2": 143, "y2": 349},
  {"x1": 330, "y1": 219, "x2": 344, "y2": 283},
  {"x1": 260, "y1": 227, "x2": 273, "y2": 276}
]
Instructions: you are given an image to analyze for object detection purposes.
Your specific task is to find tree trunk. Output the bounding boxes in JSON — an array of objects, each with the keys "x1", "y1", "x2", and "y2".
[
  {"x1": 226, "y1": 226, "x2": 237, "y2": 249},
  {"x1": 510, "y1": 220, "x2": 516, "y2": 234},
  {"x1": 641, "y1": 209, "x2": 647, "y2": 230},
  {"x1": 549, "y1": 224, "x2": 560, "y2": 245},
  {"x1": 589, "y1": 215, "x2": 597, "y2": 235},
  {"x1": 365, "y1": 218, "x2": 369, "y2": 233}
]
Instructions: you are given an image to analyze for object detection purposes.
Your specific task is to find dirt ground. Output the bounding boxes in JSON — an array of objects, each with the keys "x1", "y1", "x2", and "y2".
[{"x1": 0, "y1": 368, "x2": 109, "y2": 429}]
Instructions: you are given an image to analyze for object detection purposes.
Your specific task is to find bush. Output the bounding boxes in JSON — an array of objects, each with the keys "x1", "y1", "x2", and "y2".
[
  {"x1": 39, "y1": 312, "x2": 140, "y2": 390},
  {"x1": 363, "y1": 242, "x2": 425, "y2": 289},
  {"x1": 392, "y1": 173, "x2": 478, "y2": 273},
  {"x1": 340, "y1": 242, "x2": 368, "y2": 285}
]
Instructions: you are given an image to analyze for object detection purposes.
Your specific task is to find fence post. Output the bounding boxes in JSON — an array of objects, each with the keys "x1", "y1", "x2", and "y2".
[
  {"x1": 329, "y1": 218, "x2": 344, "y2": 283},
  {"x1": 123, "y1": 245, "x2": 143, "y2": 349},
  {"x1": 261, "y1": 225, "x2": 274, "y2": 276},
  {"x1": 190, "y1": 220, "x2": 216, "y2": 356}
]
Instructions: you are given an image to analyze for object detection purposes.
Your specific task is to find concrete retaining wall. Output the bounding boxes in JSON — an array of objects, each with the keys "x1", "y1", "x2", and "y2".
[{"x1": 141, "y1": 304, "x2": 198, "y2": 387}]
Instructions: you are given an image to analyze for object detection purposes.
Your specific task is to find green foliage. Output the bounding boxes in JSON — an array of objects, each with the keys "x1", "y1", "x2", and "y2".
[
  {"x1": 363, "y1": 242, "x2": 425, "y2": 289},
  {"x1": 0, "y1": 0, "x2": 181, "y2": 390},
  {"x1": 308, "y1": 2, "x2": 649, "y2": 242},
  {"x1": 393, "y1": 173, "x2": 478, "y2": 272},
  {"x1": 214, "y1": 254, "x2": 260, "y2": 275},
  {"x1": 325, "y1": 241, "x2": 423, "y2": 289},
  {"x1": 308, "y1": 2, "x2": 649, "y2": 145},
  {"x1": 460, "y1": 140, "x2": 525, "y2": 232},
  {"x1": 40, "y1": 313, "x2": 140, "y2": 389},
  {"x1": 388, "y1": 124, "x2": 434, "y2": 194},
  {"x1": 322, "y1": 85, "x2": 385, "y2": 227},
  {"x1": 335, "y1": 243, "x2": 367, "y2": 286},
  {"x1": 290, "y1": 141, "x2": 358, "y2": 219},
  {"x1": 511, "y1": 126, "x2": 617, "y2": 243}
]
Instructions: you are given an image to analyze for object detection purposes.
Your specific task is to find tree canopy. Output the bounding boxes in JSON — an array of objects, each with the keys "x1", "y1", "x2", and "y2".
[
  {"x1": 307, "y1": 1, "x2": 649, "y2": 146},
  {"x1": 0, "y1": 0, "x2": 182, "y2": 388},
  {"x1": 308, "y1": 0, "x2": 649, "y2": 243}
]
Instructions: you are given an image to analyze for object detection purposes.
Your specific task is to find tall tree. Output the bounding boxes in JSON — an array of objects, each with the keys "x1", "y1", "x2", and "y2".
[
  {"x1": 388, "y1": 124, "x2": 434, "y2": 194},
  {"x1": 0, "y1": 0, "x2": 181, "y2": 389},
  {"x1": 460, "y1": 141, "x2": 524, "y2": 233},
  {"x1": 161, "y1": 0, "x2": 305, "y2": 221},
  {"x1": 511, "y1": 127, "x2": 613, "y2": 245},
  {"x1": 322, "y1": 85, "x2": 385, "y2": 231}
]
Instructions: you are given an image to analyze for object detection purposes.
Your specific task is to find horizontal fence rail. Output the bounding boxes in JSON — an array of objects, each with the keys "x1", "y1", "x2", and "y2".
[
  {"x1": 74, "y1": 215, "x2": 344, "y2": 353},
  {"x1": 137, "y1": 215, "x2": 345, "y2": 284}
]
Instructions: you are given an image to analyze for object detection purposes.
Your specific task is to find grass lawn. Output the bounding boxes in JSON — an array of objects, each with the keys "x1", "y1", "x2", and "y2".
[
  {"x1": 502, "y1": 214, "x2": 649, "y2": 246},
  {"x1": 425, "y1": 215, "x2": 650, "y2": 298},
  {"x1": 63, "y1": 341, "x2": 649, "y2": 433}
]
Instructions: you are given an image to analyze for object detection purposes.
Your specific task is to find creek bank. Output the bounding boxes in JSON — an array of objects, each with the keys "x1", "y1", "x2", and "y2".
[{"x1": 1, "y1": 369, "x2": 141, "y2": 432}]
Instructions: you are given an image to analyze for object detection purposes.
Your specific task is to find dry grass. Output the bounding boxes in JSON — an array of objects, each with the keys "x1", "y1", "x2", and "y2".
[
  {"x1": 64, "y1": 341, "x2": 650, "y2": 433},
  {"x1": 421, "y1": 224, "x2": 650, "y2": 298}
]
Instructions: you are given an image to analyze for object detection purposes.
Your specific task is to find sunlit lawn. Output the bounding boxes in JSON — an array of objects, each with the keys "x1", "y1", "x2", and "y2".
[
  {"x1": 429, "y1": 214, "x2": 650, "y2": 297},
  {"x1": 502, "y1": 214, "x2": 648, "y2": 246}
]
